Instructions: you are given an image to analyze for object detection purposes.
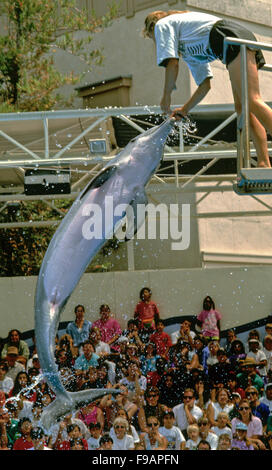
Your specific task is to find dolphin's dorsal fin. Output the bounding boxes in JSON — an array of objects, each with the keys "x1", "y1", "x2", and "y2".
[{"x1": 80, "y1": 165, "x2": 118, "y2": 200}]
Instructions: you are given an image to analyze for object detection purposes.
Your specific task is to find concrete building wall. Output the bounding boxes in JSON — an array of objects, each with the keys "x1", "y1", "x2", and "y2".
[
  {"x1": 65, "y1": 0, "x2": 272, "y2": 109},
  {"x1": 0, "y1": 264, "x2": 271, "y2": 337}
]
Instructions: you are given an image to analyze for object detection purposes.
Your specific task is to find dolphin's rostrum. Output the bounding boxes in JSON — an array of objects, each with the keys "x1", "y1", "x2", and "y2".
[{"x1": 34, "y1": 117, "x2": 175, "y2": 430}]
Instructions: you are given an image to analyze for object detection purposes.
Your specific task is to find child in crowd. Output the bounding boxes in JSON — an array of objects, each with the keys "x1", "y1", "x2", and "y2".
[
  {"x1": 158, "y1": 410, "x2": 186, "y2": 450},
  {"x1": 211, "y1": 411, "x2": 232, "y2": 439},
  {"x1": 185, "y1": 424, "x2": 201, "y2": 450},
  {"x1": 231, "y1": 422, "x2": 254, "y2": 450}
]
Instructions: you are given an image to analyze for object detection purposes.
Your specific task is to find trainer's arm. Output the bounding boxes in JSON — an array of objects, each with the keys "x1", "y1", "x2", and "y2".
[
  {"x1": 171, "y1": 77, "x2": 211, "y2": 119},
  {"x1": 160, "y1": 58, "x2": 179, "y2": 114}
]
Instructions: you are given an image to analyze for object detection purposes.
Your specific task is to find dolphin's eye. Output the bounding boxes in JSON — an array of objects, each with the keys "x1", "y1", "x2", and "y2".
[{"x1": 79, "y1": 165, "x2": 118, "y2": 199}]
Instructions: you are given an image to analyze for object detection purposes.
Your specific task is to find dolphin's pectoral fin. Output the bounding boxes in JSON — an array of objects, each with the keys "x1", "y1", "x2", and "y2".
[
  {"x1": 80, "y1": 165, "x2": 118, "y2": 199},
  {"x1": 124, "y1": 190, "x2": 148, "y2": 241}
]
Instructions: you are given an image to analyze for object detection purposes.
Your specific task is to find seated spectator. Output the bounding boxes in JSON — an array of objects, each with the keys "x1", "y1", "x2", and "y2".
[
  {"x1": 185, "y1": 423, "x2": 201, "y2": 450},
  {"x1": 109, "y1": 408, "x2": 139, "y2": 445},
  {"x1": 206, "y1": 388, "x2": 234, "y2": 427},
  {"x1": 69, "y1": 437, "x2": 87, "y2": 450},
  {"x1": 113, "y1": 385, "x2": 138, "y2": 421},
  {"x1": 140, "y1": 342, "x2": 161, "y2": 378},
  {"x1": 157, "y1": 372, "x2": 181, "y2": 408},
  {"x1": 92, "y1": 304, "x2": 122, "y2": 353},
  {"x1": 263, "y1": 334, "x2": 272, "y2": 374},
  {"x1": 50, "y1": 413, "x2": 90, "y2": 449},
  {"x1": 96, "y1": 361, "x2": 113, "y2": 388},
  {"x1": 139, "y1": 415, "x2": 167, "y2": 450},
  {"x1": 125, "y1": 343, "x2": 141, "y2": 368},
  {"x1": 89, "y1": 327, "x2": 110, "y2": 357},
  {"x1": 247, "y1": 338, "x2": 268, "y2": 379},
  {"x1": 134, "y1": 287, "x2": 160, "y2": 331},
  {"x1": 227, "y1": 339, "x2": 247, "y2": 370},
  {"x1": 111, "y1": 417, "x2": 135, "y2": 450},
  {"x1": 149, "y1": 319, "x2": 172, "y2": 360},
  {"x1": 66, "y1": 304, "x2": 92, "y2": 351},
  {"x1": 158, "y1": 410, "x2": 186, "y2": 450},
  {"x1": 231, "y1": 422, "x2": 254, "y2": 450},
  {"x1": 0, "y1": 406, "x2": 9, "y2": 450},
  {"x1": 231, "y1": 398, "x2": 265, "y2": 450},
  {"x1": 8, "y1": 371, "x2": 36, "y2": 402},
  {"x1": 4, "y1": 347, "x2": 25, "y2": 383},
  {"x1": 79, "y1": 367, "x2": 100, "y2": 390},
  {"x1": 191, "y1": 375, "x2": 211, "y2": 409},
  {"x1": 197, "y1": 417, "x2": 218, "y2": 450},
  {"x1": 196, "y1": 296, "x2": 221, "y2": 341},
  {"x1": 173, "y1": 388, "x2": 203, "y2": 439},
  {"x1": 55, "y1": 348, "x2": 73, "y2": 370},
  {"x1": 73, "y1": 340, "x2": 100, "y2": 380},
  {"x1": 171, "y1": 340, "x2": 200, "y2": 373},
  {"x1": 245, "y1": 385, "x2": 270, "y2": 427},
  {"x1": 245, "y1": 329, "x2": 263, "y2": 353},
  {"x1": 227, "y1": 372, "x2": 246, "y2": 400},
  {"x1": 208, "y1": 349, "x2": 235, "y2": 387},
  {"x1": 224, "y1": 328, "x2": 238, "y2": 355},
  {"x1": 192, "y1": 336, "x2": 209, "y2": 374},
  {"x1": 236, "y1": 357, "x2": 264, "y2": 396},
  {"x1": 196, "y1": 439, "x2": 211, "y2": 450},
  {"x1": 13, "y1": 417, "x2": 33, "y2": 450},
  {"x1": 260, "y1": 382, "x2": 272, "y2": 415},
  {"x1": 56, "y1": 423, "x2": 88, "y2": 450},
  {"x1": 206, "y1": 341, "x2": 220, "y2": 368},
  {"x1": 211, "y1": 411, "x2": 232, "y2": 439},
  {"x1": 26, "y1": 354, "x2": 41, "y2": 374},
  {"x1": 99, "y1": 433, "x2": 113, "y2": 450},
  {"x1": 216, "y1": 433, "x2": 232, "y2": 450},
  {"x1": 119, "y1": 363, "x2": 147, "y2": 401},
  {"x1": 138, "y1": 386, "x2": 169, "y2": 432},
  {"x1": 58, "y1": 334, "x2": 78, "y2": 361},
  {"x1": 122, "y1": 319, "x2": 144, "y2": 350},
  {"x1": 171, "y1": 319, "x2": 196, "y2": 347},
  {"x1": 0, "y1": 362, "x2": 14, "y2": 396},
  {"x1": 87, "y1": 422, "x2": 103, "y2": 450},
  {"x1": 76, "y1": 401, "x2": 104, "y2": 429},
  {"x1": 1, "y1": 330, "x2": 30, "y2": 367},
  {"x1": 29, "y1": 426, "x2": 52, "y2": 450}
]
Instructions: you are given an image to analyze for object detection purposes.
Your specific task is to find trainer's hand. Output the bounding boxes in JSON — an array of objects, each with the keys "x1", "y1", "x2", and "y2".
[{"x1": 171, "y1": 106, "x2": 187, "y2": 120}]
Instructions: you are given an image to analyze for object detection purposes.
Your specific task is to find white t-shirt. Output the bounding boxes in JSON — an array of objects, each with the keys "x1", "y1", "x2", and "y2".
[
  {"x1": 87, "y1": 436, "x2": 101, "y2": 450},
  {"x1": 185, "y1": 437, "x2": 201, "y2": 450},
  {"x1": 211, "y1": 425, "x2": 232, "y2": 439},
  {"x1": 0, "y1": 376, "x2": 14, "y2": 394},
  {"x1": 112, "y1": 433, "x2": 134, "y2": 450},
  {"x1": 173, "y1": 403, "x2": 203, "y2": 432},
  {"x1": 154, "y1": 12, "x2": 220, "y2": 85},
  {"x1": 158, "y1": 425, "x2": 185, "y2": 450}
]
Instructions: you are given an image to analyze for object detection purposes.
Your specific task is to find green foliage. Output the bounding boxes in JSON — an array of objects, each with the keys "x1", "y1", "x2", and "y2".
[
  {"x1": 0, "y1": 0, "x2": 118, "y2": 111},
  {"x1": 0, "y1": 199, "x2": 122, "y2": 276}
]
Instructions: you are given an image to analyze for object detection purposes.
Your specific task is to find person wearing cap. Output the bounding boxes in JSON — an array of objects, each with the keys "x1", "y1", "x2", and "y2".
[
  {"x1": 4, "y1": 346, "x2": 25, "y2": 383},
  {"x1": 1, "y1": 329, "x2": 30, "y2": 367},
  {"x1": 236, "y1": 357, "x2": 264, "y2": 395},
  {"x1": 247, "y1": 338, "x2": 267, "y2": 378},
  {"x1": 231, "y1": 421, "x2": 254, "y2": 450}
]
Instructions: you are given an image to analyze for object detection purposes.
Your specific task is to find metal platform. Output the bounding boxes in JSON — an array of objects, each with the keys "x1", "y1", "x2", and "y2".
[{"x1": 234, "y1": 168, "x2": 272, "y2": 195}]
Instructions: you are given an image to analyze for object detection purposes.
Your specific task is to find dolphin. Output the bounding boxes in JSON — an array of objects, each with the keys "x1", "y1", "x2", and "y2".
[{"x1": 34, "y1": 117, "x2": 175, "y2": 430}]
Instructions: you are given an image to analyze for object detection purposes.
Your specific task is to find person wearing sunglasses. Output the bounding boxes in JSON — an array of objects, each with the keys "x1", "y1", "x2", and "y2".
[
  {"x1": 111, "y1": 417, "x2": 135, "y2": 450},
  {"x1": 197, "y1": 417, "x2": 218, "y2": 450},
  {"x1": 245, "y1": 386, "x2": 270, "y2": 428},
  {"x1": 231, "y1": 398, "x2": 266, "y2": 450},
  {"x1": 173, "y1": 388, "x2": 203, "y2": 439},
  {"x1": 139, "y1": 416, "x2": 167, "y2": 450}
]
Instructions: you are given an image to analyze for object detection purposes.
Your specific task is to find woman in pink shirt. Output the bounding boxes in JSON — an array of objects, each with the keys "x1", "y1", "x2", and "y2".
[
  {"x1": 196, "y1": 296, "x2": 221, "y2": 341},
  {"x1": 92, "y1": 305, "x2": 122, "y2": 352}
]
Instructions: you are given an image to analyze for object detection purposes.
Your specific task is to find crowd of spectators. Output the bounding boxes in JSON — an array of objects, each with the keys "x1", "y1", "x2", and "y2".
[{"x1": 1, "y1": 289, "x2": 272, "y2": 451}]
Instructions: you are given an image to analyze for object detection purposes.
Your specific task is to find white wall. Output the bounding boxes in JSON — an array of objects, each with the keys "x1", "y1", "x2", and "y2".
[{"x1": 0, "y1": 265, "x2": 271, "y2": 337}]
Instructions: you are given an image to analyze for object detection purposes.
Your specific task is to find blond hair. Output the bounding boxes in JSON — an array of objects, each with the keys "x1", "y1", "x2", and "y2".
[{"x1": 142, "y1": 10, "x2": 188, "y2": 38}]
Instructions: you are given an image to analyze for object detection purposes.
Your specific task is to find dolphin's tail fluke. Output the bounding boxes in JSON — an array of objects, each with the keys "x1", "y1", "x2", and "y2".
[{"x1": 40, "y1": 388, "x2": 118, "y2": 431}]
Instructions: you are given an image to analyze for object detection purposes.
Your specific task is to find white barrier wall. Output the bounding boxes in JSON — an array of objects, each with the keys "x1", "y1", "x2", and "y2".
[{"x1": 0, "y1": 265, "x2": 271, "y2": 337}]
